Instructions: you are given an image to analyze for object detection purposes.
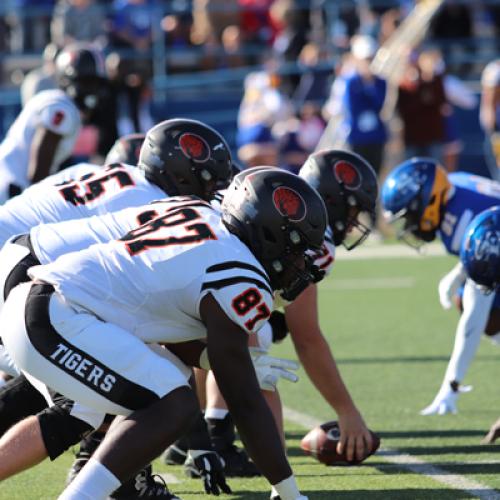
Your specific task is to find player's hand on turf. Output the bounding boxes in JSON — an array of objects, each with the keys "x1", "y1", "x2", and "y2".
[
  {"x1": 185, "y1": 450, "x2": 231, "y2": 495},
  {"x1": 420, "y1": 383, "x2": 472, "y2": 416},
  {"x1": 438, "y1": 262, "x2": 466, "y2": 310},
  {"x1": 336, "y1": 410, "x2": 374, "y2": 463},
  {"x1": 249, "y1": 347, "x2": 299, "y2": 391}
]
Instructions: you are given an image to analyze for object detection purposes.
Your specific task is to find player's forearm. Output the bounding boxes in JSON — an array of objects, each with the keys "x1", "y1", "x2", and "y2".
[
  {"x1": 294, "y1": 334, "x2": 357, "y2": 414},
  {"x1": 444, "y1": 280, "x2": 494, "y2": 383},
  {"x1": 209, "y1": 345, "x2": 292, "y2": 484},
  {"x1": 229, "y1": 393, "x2": 292, "y2": 484}
]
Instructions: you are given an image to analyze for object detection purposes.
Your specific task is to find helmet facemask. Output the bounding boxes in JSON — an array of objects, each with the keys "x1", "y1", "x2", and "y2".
[{"x1": 265, "y1": 229, "x2": 325, "y2": 302}]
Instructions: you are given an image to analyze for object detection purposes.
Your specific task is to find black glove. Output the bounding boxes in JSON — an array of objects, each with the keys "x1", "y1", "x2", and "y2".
[
  {"x1": 185, "y1": 450, "x2": 231, "y2": 495},
  {"x1": 269, "y1": 310, "x2": 289, "y2": 343}
]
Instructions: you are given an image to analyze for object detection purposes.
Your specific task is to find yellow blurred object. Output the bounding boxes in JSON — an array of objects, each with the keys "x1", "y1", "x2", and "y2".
[
  {"x1": 491, "y1": 132, "x2": 500, "y2": 167},
  {"x1": 420, "y1": 164, "x2": 451, "y2": 232}
]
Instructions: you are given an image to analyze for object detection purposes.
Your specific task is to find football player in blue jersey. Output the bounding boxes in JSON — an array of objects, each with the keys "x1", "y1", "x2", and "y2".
[
  {"x1": 460, "y1": 207, "x2": 500, "y2": 441},
  {"x1": 381, "y1": 157, "x2": 500, "y2": 415}
]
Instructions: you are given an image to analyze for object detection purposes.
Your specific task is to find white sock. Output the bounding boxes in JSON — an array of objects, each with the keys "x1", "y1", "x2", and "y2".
[
  {"x1": 204, "y1": 408, "x2": 229, "y2": 420},
  {"x1": 58, "y1": 458, "x2": 121, "y2": 500}
]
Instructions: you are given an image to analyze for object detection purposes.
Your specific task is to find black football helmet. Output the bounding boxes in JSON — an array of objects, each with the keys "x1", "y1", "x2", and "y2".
[
  {"x1": 55, "y1": 43, "x2": 107, "y2": 113},
  {"x1": 222, "y1": 167, "x2": 328, "y2": 301},
  {"x1": 105, "y1": 133, "x2": 146, "y2": 165},
  {"x1": 299, "y1": 150, "x2": 378, "y2": 250},
  {"x1": 139, "y1": 118, "x2": 232, "y2": 201}
]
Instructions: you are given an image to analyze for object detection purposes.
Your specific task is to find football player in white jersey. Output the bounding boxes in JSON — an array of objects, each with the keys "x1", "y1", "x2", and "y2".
[
  {"x1": 0, "y1": 119, "x2": 232, "y2": 497},
  {"x1": 193, "y1": 150, "x2": 379, "y2": 472},
  {"x1": 0, "y1": 132, "x2": 145, "y2": 380},
  {"x1": 0, "y1": 118, "x2": 231, "y2": 252},
  {"x1": 0, "y1": 168, "x2": 326, "y2": 500},
  {"x1": 0, "y1": 43, "x2": 108, "y2": 204}
]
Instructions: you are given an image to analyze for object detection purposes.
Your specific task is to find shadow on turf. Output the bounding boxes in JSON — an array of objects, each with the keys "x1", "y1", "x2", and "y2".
[
  {"x1": 284, "y1": 429, "x2": 488, "y2": 441},
  {"x1": 206, "y1": 489, "x2": 474, "y2": 499},
  {"x1": 384, "y1": 444, "x2": 500, "y2": 456},
  {"x1": 371, "y1": 461, "x2": 500, "y2": 476},
  {"x1": 336, "y1": 354, "x2": 499, "y2": 365}
]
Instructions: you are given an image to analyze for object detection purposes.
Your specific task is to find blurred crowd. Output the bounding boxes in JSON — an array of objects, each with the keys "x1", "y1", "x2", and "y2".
[{"x1": 1, "y1": 1, "x2": 500, "y2": 186}]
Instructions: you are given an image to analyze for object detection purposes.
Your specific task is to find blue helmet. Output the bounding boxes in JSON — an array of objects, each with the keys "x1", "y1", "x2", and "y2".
[
  {"x1": 460, "y1": 206, "x2": 500, "y2": 291},
  {"x1": 381, "y1": 157, "x2": 450, "y2": 247}
]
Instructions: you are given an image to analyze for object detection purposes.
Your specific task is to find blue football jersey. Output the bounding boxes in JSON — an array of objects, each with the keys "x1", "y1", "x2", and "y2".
[{"x1": 439, "y1": 173, "x2": 500, "y2": 256}]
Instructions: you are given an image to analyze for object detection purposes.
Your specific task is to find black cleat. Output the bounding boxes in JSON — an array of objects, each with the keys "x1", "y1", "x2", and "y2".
[
  {"x1": 66, "y1": 431, "x2": 105, "y2": 485},
  {"x1": 217, "y1": 445, "x2": 261, "y2": 477},
  {"x1": 110, "y1": 465, "x2": 181, "y2": 499}
]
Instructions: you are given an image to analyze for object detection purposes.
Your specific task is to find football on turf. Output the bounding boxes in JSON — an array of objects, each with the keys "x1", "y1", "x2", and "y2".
[{"x1": 300, "y1": 420, "x2": 380, "y2": 465}]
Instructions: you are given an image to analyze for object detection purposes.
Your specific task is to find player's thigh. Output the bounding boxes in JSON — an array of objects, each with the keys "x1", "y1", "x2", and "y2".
[
  {"x1": 3, "y1": 283, "x2": 191, "y2": 416},
  {"x1": 0, "y1": 236, "x2": 33, "y2": 308}
]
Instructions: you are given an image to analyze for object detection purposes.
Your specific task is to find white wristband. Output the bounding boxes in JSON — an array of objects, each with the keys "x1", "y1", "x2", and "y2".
[{"x1": 272, "y1": 475, "x2": 301, "y2": 500}]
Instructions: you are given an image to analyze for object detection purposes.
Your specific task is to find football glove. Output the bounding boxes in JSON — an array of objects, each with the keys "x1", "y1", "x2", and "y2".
[
  {"x1": 420, "y1": 383, "x2": 472, "y2": 416},
  {"x1": 185, "y1": 450, "x2": 231, "y2": 495},
  {"x1": 438, "y1": 262, "x2": 466, "y2": 310},
  {"x1": 249, "y1": 347, "x2": 299, "y2": 392}
]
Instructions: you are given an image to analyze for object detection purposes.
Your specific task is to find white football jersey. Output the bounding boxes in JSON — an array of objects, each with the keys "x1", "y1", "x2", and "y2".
[
  {"x1": 31, "y1": 196, "x2": 179, "y2": 264},
  {"x1": 0, "y1": 89, "x2": 81, "y2": 192},
  {"x1": 29, "y1": 198, "x2": 274, "y2": 343},
  {"x1": 35, "y1": 162, "x2": 102, "y2": 187},
  {"x1": 0, "y1": 164, "x2": 165, "y2": 248}
]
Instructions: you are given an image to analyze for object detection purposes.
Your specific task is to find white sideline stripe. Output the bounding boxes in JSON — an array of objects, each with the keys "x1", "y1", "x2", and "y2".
[
  {"x1": 336, "y1": 243, "x2": 447, "y2": 260},
  {"x1": 321, "y1": 277, "x2": 415, "y2": 290},
  {"x1": 283, "y1": 406, "x2": 500, "y2": 499}
]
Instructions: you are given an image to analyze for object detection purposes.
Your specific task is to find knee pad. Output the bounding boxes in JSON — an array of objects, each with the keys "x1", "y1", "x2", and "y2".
[{"x1": 38, "y1": 404, "x2": 96, "y2": 461}]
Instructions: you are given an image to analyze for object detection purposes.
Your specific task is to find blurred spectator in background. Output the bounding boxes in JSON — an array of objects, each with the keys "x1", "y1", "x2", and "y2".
[
  {"x1": 239, "y1": 0, "x2": 275, "y2": 60},
  {"x1": 436, "y1": 50, "x2": 478, "y2": 172},
  {"x1": 51, "y1": 0, "x2": 107, "y2": 48},
  {"x1": 270, "y1": 0, "x2": 311, "y2": 96},
  {"x1": 162, "y1": 10, "x2": 199, "y2": 74},
  {"x1": 339, "y1": 35, "x2": 387, "y2": 178},
  {"x1": 397, "y1": 48, "x2": 447, "y2": 161},
  {"x1": 108, "y1": 0, "x2": 154, "y2": 134},
  {"x1": 480, "y1": 59, "x2": 500, "y2": 181},
  {"x1": 236, "y1": 122, "x2": 278, "y2": 167},
  {"x1": 8, "y1": 0, "x2": 55, "y2": 53},
  {"x1": 192, "y1": 0, "x2": 240, "y2": 47},
  {"x1": 274, "y1": 103, "x2": 325, "y2": 173},
  {"x1": 220, "y1": 25, "x2": 247, "y2": 68},
  {"x1": 20, "y1": 43, "x2": 59, "y2": 106},
  {"x1": 430, "y1": 1, "x2": 473, "y2": 76},
  {"x1": 237, "y1": 69, "x2": 293, "y2": 130},
  {"x1": 292, "y1": 42, "x2": 331, "y2": 108},
  {"x1": 330, "y1": 3, "x2": 359, "y2": 52},
  {"x1": 109, "y1": 0, "x2": 154, "y2": 51}
]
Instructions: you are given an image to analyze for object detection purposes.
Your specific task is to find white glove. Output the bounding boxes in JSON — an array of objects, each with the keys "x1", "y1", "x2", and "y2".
[
  {"x1": 420, "y1": 383, "x2": 472, "y2": 416},
  {"x1": 438, "y1": 262, "x2": 467, "y2": 310},
  {"x1": 249, "y1": 347, "x2": 299, "y2": 391}
]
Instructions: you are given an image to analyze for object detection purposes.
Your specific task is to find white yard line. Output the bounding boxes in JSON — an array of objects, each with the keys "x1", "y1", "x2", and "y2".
[{"x1": 283, "y1": 406, "x2": 500, "y2": 500}]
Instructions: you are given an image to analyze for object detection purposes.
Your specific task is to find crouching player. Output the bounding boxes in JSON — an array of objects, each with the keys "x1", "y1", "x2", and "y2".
[
  {"x1": 459, "y1": 207, "x2": 500, "y2": 442},
  {"x1": 381, "y1": 157, "x2": 500, "y2": 415}
]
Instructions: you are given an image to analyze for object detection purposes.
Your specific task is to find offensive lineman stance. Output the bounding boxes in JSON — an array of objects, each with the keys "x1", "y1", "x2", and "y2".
[{"x1": 1, "y1": 168, "x2": 326, "y2": 499}]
